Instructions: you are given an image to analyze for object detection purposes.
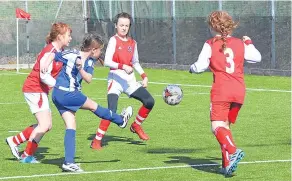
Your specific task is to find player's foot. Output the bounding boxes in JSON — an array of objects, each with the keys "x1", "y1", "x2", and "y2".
[
  {"x1": 225, "y1": 149, "x2": 245, "y2": 176},
  {"x1": 219, "y1": 167, "x2": 225, "y2": 174},
  {"x1": 130, "y1": 123, "x2": 150, "y2": 141},
  {"x1": 119, "y1": 106, "x2": 133, "y2": 128},
  {"x1": 6, "y1": 136, "x2": 20, "y2": 160},
  {"x1": 62, "y1": 162, "x2": 83, "y2": 172},
  {"x1": 20, "y1": 155, "x2": 39, "y2": 163},
  {"x1": 90, "y1": 139, "x2": 102, "y2": 150}
]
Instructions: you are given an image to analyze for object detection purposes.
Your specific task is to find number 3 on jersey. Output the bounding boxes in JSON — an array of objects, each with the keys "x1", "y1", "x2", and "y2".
[{"x1": 224, "y1": 48, "x2": 235, "y2": 74}]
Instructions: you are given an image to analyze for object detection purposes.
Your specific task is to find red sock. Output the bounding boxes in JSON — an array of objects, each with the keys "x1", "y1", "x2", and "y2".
[
  {"x1": 12, "y1": 125, "x2": 35, "y2": 145},
  {"x1": 214, "y1": 127, "x2": 236, "y2": 154},
  {"x1": 132, "y1": 106, "x2": 151, "y2": 126},
  {"x1": 23, "y1": 140, "x2": 38, "y2": 156},
  {"x1": 221, "y1": 145, "x2": 229, "y2": 168},
  {"x1": 95, "y1": 119, "x2": 111, "y2": 140}
]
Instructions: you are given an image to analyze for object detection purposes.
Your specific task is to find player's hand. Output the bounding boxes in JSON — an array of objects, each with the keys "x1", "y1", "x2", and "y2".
[
  {"x1": 142, "y1": 77, "x2": 148, "y2": 88},
  {"x1": 75, "y1": 57, "x2": 83, "y2": 70},
  {"x1": 242, "y1": 36, "x2": 251, "y2": 41},
  {"x1": 75, "y1": 57, "x2": 82, "y2": 65},
  {"x1": 41, "y1": 52, "x2": 55, "y2": 74},
  {"x1": 123, "y1": 65, "x2": 133, "y2": 74},
  {"x1": 41, "y1": 60, "x2": 51, "y2": 73},
  {"x1": 41, "y1": 67, "x2": 48, "y2": 74}
]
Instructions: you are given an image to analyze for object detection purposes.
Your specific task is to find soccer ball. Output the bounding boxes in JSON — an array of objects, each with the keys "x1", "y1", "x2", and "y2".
[{"x1": 162, "y1": 84, "x2": 183, "y2": 106}]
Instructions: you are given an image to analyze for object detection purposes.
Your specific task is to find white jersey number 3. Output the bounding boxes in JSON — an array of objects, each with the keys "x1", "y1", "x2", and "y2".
[{"x1": 224, "y1": 48, "x2": 235, "y2": 74}]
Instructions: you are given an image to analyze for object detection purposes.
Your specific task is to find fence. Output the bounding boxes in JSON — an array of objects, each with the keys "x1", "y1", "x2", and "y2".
[{"x1": 0, "y1": 1, "x2": 290, "y2": 76}]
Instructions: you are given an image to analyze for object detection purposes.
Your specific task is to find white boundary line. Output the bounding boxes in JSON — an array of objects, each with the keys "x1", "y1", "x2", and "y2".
[
  {"x1": 0, "y1": 159, "x2": 290, "y2": 180},
  {"x1": 0, "y1": 73, "x2": 290, "y2": 93},
  {"x1": 92, "y1": 78, "x2": 291, "y2": 93}
]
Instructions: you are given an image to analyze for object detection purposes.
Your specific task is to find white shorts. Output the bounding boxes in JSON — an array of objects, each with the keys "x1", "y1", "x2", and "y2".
[
  {"x1": 24, "y1": 93, "x2": 50, "y2": 114},
  {"x1": 107, "y1": 70, "x2": 142, "y2": 96}
]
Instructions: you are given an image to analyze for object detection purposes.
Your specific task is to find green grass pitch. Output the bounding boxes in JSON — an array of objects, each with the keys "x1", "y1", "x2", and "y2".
[{"x1": 0, "y1": 68, "x2": 290, "y2": 181}]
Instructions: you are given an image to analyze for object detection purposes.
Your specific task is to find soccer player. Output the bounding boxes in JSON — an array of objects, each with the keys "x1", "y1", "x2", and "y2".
[
  {"x1": 5, "y1": 22, "x2": 72, "y2": 163},
  {"x1": 42, "y1": 33, "x2": 133, "y2": 172},
  {"x1": 90, "y1": 12, "x2": 155, "y2": 150},
  {"x1": 189, "y1": 11, "x2": 261, "y2": 176}
]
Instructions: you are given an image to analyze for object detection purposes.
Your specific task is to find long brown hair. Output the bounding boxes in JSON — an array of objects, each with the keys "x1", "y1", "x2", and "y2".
[
  {"x1": 80, "y1": 33, "x2": 104, "y2": 52},
  {"x1": 208, "y1": 11, "x2": 238, "y2": 51},
  {"x1": 45, "y1": 22, "x2": 72, "y2": 44}
]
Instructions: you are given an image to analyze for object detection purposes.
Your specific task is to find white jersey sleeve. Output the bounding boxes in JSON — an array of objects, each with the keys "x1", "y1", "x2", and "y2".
[
  {"x1": 190, "y1": 43, "x2": 211, "y2": 73},
  {"x1": 244, "y1": 43, "x2": 262, "y2": 63},
  {"x1": 132, "y1": 43, "x2": 145, "y2": 75},
  {"x1": 104, "y1": 37, "x2": 119, "y2": 69}
]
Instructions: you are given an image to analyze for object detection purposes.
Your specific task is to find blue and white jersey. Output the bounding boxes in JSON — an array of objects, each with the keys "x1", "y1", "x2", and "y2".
[{"x1": 54, "y1": 49, "x2": 95, "y2": 92}]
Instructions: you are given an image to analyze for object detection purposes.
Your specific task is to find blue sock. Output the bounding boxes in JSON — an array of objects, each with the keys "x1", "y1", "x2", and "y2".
[
  {"x1": 64, "y1": 129, "x2": 76, "y2": 164},
  {"x1": 93, "y1": 105, "x2": 123, "y2": 125}
]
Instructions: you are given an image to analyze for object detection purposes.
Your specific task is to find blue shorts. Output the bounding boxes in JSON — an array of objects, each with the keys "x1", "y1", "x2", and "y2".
[{"x1": 52, "y1": 88, "x2": 87, "y2": 115}]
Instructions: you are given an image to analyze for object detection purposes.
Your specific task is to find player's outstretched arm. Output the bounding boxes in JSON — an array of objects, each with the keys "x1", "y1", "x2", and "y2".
[
  {"x1": 243, "y1": 36, "x2": 262, "y2": 63},
  {"x1": 189, "y1": 43, "x2": 211, "y2": 74}
]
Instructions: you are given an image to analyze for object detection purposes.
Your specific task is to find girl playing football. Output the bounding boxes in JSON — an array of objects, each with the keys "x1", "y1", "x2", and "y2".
[
  {"x1": 189, "y1": 11, "x2": 261, "y2": 176},
  {"x1": 91, "y1": 12, "x2": 155, "y2": 150}
]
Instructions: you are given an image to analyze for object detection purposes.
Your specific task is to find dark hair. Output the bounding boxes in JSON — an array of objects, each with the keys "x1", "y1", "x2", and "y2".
[
  {"x1": 80, "y1": 33, "x2": 104, "y2": 52},
  {"x1": 208, "y1": 11, "x2": 238, "y2": 51},
  {"x1": 46, "y1": 22, "x2": 71, "y2": 44},
  {"x1": 113, "y1": 12, "x2": 132, "y2": 27}
]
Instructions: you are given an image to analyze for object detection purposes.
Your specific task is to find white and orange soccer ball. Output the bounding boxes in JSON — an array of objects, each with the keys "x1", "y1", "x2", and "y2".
[{"x1": 162, "y1": 84, "x2": 183, "y2": 106}]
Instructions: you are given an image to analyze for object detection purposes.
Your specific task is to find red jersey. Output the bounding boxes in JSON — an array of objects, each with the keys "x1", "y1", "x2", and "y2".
[
  {"x1": 112, "y1": 36, "x2": 136, "y2": 67},
  {"x1": 22, "y1": 43, "x2": 62, "y2": 94},
  {"x1": 206, "y1": 37, "x2": 245, "y2": 104}
]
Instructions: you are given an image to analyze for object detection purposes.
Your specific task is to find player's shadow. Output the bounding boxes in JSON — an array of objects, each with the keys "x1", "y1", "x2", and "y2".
[
  {"x1": 41, "y1": 157, "x2": 120, "y2": 169},
  {"x1": 35, "y1": 147, "x2": 59, "y2": 160},
  {"x1": 4, "y1": 147, "x2": 58, "y2": 161},
  {"x1": 164, "y1": 156, "x2": 223, "y2": 175},
  {"x1": 87, "y1": 134, "x2": 146, "y2": 147}
]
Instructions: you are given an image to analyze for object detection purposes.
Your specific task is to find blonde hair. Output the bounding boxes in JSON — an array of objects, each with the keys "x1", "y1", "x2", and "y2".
[
  {"x1": 46, "y1": 22, "x2": 72, "y2": 44},
  {"x1": 208, "y1": 11, "x2": 238, "y2": 51}
]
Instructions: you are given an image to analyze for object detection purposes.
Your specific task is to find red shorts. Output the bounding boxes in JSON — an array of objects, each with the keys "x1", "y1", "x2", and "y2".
[{"x1": 210, "y1": 102, "x2": 242, "y2": 123}]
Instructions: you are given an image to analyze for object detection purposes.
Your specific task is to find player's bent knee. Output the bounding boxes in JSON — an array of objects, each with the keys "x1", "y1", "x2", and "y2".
[
  {"x1": 144, "y1": 96, "x2": 155, "y2": 109},
  {"x1": 84, "y1": 98, "x2": 98, "y2": 112},
  {"x1": 211, "y1": 120, "x2": 229, "y2": 133},
  {"x1": 39, "y1": 125, "x2": 51, "y2": 133}
]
